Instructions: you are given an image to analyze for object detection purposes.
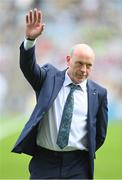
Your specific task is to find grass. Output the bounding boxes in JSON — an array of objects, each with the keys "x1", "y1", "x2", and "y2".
[
  {"x1": 0, "y1": 116, "x2": 122, "y2": 179},
  {"x1": 0, "y1": 115, "x2": 31, "y2": 179},
  {"x1": 0, "y1": 132, "x2": 31, "y2": 179},
  {"x1": 94, "y1": 121, "x2": 122, "y2": 179}
]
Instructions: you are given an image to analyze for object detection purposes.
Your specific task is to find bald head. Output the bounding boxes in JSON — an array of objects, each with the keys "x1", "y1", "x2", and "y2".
[
  {"x1": 70, "y1": 43, "x2": 95, "y2": 61},
  {"x1": 66, "y1": 43, "x2": 95, "y2": 83}
]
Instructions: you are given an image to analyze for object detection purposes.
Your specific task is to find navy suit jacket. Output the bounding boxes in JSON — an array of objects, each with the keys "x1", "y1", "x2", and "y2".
[{"x1": 12, "y1": 43, "x2": 108, "y2": 175}]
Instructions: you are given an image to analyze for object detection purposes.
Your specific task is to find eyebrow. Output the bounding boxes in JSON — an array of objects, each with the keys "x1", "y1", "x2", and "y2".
[{"x1": 76, "y1": 61, "x2": 92, "y2": 66}]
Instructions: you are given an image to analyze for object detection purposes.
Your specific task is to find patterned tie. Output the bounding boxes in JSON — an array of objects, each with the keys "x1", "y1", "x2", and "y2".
[{"x1": 56, "y1": 83, "x2": 81, "y2": 149}]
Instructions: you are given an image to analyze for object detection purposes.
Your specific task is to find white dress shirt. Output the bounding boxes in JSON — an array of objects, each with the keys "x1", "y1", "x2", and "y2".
[
  {"x1": 24, "y1": 39, "x2": 88, "y2": 151},
  {"x1": 36, "y1": 72, "x2": 88, "y2": 151}
]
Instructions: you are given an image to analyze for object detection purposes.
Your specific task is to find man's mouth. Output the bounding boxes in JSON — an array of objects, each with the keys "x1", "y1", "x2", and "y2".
[{"x1": 77, "y1": 74, "x2": 85, "y2": 78}]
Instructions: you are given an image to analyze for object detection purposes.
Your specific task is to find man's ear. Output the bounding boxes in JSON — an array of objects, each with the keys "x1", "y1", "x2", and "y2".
[{"x1": 66, "y1": 55, "x2": 71, "y2": 66}]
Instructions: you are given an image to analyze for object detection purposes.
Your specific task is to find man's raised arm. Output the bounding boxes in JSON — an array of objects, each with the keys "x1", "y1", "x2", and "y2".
[{"x1": 20, "y1": 9, "x2": 46, "y2": 92}]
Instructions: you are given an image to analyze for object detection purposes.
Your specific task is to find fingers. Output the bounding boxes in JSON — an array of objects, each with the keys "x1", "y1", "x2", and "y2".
[
  {"x1": 26, "y1": 14, "x2": 29, "y2": 24},
  {"x1": 37, "y1": 10, "x2": 42, "y2": 23},
  {"x1": 26, "y1": 9, "x2": 43, "y2": 25}
]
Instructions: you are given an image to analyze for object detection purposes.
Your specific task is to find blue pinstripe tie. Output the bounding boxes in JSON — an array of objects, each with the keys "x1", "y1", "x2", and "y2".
[{"x1": 56, "y1": 83, "x2": 81, "y2": 149}]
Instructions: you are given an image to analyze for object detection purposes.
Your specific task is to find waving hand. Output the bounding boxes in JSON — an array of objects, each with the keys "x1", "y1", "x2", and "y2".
[{"x1": 26, "y1": 9, "x2": 45, "y2": 40}]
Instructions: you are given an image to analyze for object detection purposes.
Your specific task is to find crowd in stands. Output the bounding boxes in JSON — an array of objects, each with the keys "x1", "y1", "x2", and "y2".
[{"x1": 0, "y1": 0, "x2": 122, "y2": 120}]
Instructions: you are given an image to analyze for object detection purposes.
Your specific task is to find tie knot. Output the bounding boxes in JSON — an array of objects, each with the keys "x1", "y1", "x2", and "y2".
[{"x1": 69, "y1": 83, "x2": 81, "y2": 91}]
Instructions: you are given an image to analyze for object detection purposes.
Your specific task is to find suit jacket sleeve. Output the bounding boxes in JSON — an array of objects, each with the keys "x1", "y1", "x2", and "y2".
[
  {"x1": 19, "y1": 42, "x2": 46, "y2": 92},
  {"x1": 96, "y1": 89, "x2": 108, "y2": 151}
]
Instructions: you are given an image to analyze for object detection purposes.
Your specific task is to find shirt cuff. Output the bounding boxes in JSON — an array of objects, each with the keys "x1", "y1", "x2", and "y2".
[{"x1": 24, "y1": 38, "x2": 36, "y2": 50}]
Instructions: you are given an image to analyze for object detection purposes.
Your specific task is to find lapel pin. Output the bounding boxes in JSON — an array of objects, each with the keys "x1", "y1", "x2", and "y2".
[{"x1": 93, "y1": 90, "x2": 96, "y2": 95}]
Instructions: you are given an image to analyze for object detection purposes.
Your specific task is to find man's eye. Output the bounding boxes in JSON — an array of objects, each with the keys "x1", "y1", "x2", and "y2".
[
  {"x1": 86, "y1": 64, "x2": 92, "y2": 68},
  {"x1": 77, "y1": 62, "x2": 83, "y2": 66}
]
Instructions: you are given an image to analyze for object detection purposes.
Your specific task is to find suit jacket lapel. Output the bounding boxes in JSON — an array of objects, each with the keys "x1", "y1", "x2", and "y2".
[
  {"x1": 47, "y1": 69, "x2": 66, "y2": 108},
  {"x1": 87, "y1": 80, "x2": 98, "y2": 122}
]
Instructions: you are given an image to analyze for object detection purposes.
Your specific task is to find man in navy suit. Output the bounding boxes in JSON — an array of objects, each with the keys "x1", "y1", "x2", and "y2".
[{"x1": 12, "y1": 9, "x2": 108, "y2": 179}]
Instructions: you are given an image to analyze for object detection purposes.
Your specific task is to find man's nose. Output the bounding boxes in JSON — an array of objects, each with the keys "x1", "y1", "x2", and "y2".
[{"x1": 80, "y1": 64, "x2": 87, "y2": 72}]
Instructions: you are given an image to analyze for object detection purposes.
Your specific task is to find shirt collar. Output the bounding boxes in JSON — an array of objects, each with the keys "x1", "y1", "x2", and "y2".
[{"x1": 64, "y1": 71, "x2": 87, "y2": 92}]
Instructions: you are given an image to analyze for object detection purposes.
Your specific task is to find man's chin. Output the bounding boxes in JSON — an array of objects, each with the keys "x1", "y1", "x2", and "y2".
[
  {"x1": 74, "y1": 78, "x2": 86, "y2": 84},
  {"x1": 77, "y1": 76, "x2": 87, "y2": 82}
]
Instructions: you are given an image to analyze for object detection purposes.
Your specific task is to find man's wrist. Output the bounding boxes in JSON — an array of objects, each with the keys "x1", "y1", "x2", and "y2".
[{"x1": 24, "y1": 37, "x2": 36, "y2": 50}]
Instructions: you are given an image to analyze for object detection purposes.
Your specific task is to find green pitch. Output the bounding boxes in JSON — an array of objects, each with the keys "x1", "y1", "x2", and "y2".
[
  {"x1": 94, "y1": 121, "x2": 122, "y2": 179},
  {"x1": 0, "y1": 116, "x2": 122, "y2": 179}
]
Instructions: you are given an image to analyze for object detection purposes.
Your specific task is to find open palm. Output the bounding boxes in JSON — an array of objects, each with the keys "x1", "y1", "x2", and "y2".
[{"x1": 26, "y1": 9, "x2": 45, "y2": 40}]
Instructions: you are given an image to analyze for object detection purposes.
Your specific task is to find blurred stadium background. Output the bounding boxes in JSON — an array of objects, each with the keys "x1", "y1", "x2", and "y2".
[{"x1": 0, "y1": 0, "x2": 122, "y2": 179}]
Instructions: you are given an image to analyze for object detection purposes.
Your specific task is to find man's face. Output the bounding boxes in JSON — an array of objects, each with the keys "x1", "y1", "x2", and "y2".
[{"x1": 66, "y1": 53, "x2": 94, "y2": 84}]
